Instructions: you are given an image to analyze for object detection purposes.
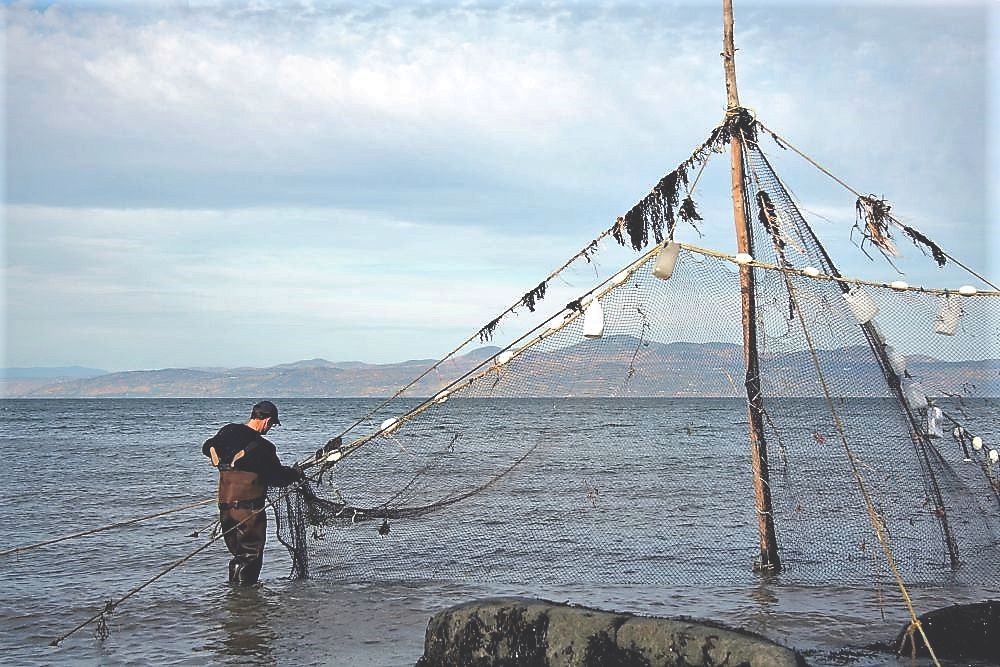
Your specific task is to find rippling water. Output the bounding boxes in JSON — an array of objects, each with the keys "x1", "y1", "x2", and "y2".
[{"x1": 1, "y1": 398, "x2": 995, "y2": 666}]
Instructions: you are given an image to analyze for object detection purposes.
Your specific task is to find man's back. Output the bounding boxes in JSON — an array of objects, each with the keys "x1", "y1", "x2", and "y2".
[{"x1": 203, "y1": 423, "x2": 298, "y2": 486}]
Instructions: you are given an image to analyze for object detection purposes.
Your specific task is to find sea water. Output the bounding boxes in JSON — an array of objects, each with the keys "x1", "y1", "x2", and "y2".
[{"x1": 1, "y1": 398, "x2": 995, "y2": 666}]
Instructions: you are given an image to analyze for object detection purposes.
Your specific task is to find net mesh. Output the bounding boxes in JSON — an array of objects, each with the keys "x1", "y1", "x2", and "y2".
[{"x1": 270, "y1": 126, "x2": 999, "y2": 591}]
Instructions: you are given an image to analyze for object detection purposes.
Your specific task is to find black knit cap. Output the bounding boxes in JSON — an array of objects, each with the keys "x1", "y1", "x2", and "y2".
[{"x1": 251, "y1": 400, "x2": 281, "y2": 425}]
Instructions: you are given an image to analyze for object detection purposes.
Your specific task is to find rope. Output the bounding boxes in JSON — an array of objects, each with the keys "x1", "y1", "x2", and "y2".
[
  {"x1": 306, "y1": 239, "x2": 666, "y2": 470},
  {"x1": 50, "y1": 480, "x2": 304, "y2": 646},
  {"x1": 745, "y1": 120, "x2": 953, "y2": 627},
  {"x1": 319, "y1": 117, "x2": 736, "y2": 450},
  {"x1": 314, "y1": 113, "x2": 993, "y2": 465},
  {"x1": 325, "y1": 225, "x2": 619, "y2": 446},
  {"x1": 306, "y1": 238, "x2": 997, "y2": 474},
  {"x1": 0, "y1": 498, "x2": 215, "y2": 558},
  {"x1": 758, "y1": 122, "x2": 998, "y2": 291},
  {"x1": 188, "y1": 516, "x2": 221, "y2": 539},
  {"x1": 50, "y1": 533, "x2": 219, "y2": 646},
  {"x1": 681, "y1": 241, "x2": 1000, "y2": 296},
  {"x1": 782, "y1": 266, "x2": 942, "y2": 666}
]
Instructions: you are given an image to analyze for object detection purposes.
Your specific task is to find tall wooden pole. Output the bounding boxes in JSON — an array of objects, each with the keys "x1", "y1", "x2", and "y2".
[{"x1": 722, "y1": 0, "x2": 781, "y2": 572}]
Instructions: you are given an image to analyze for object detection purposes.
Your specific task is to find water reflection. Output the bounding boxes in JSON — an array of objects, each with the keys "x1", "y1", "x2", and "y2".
[
  {"x1": 749, "y1": 581, "x2": 779, "y2": 608},
  {"x1": 215, "y1": 585, "x2": 277, "y2": 664}
]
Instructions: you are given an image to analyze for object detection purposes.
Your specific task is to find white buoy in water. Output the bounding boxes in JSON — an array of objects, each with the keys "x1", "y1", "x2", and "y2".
[
  {"x1": 884, "y1": 345, "x2": 907, "y2": 376},
  {"x1": 652, "y1": 241, "x2": 681, "y2": 280},
  {"x1": 972, "y1": 436, "x2": 983, "y2": 451},
  {"x1": 934, "y1": 295, "x2": 962, "y2": 336},
  {"x1": 583, "y1": 300, "x2": 605, "y2": 339},
  {"x1": 843, "y1": 286, "x2": 878, "y2": 324},
  {"x1": 990, "y1": 449, "x2": 999, "y2": 464}
]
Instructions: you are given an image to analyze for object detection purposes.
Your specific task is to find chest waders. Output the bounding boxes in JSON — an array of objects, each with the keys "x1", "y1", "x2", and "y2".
[{"x1": 210, "y1": 444, "x2": 267, "y2": 586}]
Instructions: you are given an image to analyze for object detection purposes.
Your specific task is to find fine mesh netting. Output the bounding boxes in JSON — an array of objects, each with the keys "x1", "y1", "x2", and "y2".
[{"x1": 270, "y1": 113, "x2": 999, "y2": 591}]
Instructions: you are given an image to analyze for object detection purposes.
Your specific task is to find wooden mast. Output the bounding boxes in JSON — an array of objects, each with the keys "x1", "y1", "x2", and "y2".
[{"x1": 722, "y1": 0, "x2": 781, "y2": 572}]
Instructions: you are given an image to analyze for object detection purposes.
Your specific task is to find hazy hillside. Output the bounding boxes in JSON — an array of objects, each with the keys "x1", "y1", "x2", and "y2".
[
  {"x1": 1, "y1": 366, "x2": 109, "y2": 396},
  {"x1": 5, "y1": 340, "x2": 997, "y2": 398}
]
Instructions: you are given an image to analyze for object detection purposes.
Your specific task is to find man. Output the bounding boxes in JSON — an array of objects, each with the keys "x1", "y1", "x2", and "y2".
[{"x1": 202, "y1": 400, "x2": 302, "y2": 586}]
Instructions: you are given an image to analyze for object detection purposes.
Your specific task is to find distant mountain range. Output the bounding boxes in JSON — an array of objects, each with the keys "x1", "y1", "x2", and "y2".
[{"x1": 3, "y1": 339, "x2": 997, "y2": 398}]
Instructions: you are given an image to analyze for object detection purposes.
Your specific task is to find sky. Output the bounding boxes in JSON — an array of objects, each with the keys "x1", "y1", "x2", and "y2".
[{"x1": 3, "y1": 0, "x2": 996, "y2": 371}]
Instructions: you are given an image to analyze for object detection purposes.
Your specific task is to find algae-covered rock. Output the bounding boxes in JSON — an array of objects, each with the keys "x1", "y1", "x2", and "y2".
[
  {"x1": 893, "y1": 600, "x2": 999, "y2": 662},
  {"x1": 416, "y1": 597, "x2": 806, "y2": 667}
]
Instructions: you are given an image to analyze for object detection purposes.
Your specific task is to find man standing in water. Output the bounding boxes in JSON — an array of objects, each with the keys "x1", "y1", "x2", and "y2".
[{"x1": 202, "y1": 400, "x2": 302, "y2": 586}]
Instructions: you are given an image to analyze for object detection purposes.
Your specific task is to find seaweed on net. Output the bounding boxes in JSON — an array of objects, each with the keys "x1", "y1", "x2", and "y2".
[
  {"x1": 899, "y1": 223, "x2": 948, "y2": 267},
  {"x1": 678, "y1": 196, "x2": 702, "y2": 225},
  {"x1": 854, "y1": 195, "x2": 898, "y2": 260},
  {"x1": 479, "y1": 111, "x2": 757, "y2": 339},
  {"x1": 478, "y1": 316, "x2": 503, "y2": 343},
  {"x1": 476, "y1": 240, "x2": 597, "y2": 342},
  {"x1": 756, "y1": 190, "x2": 784, "y2": 249},
  {"x1": 520, "y1": 281, "x2": 548, "y2": 312},
  {"x1": 612, "y1": 107, "x2": 758, "y2": 251},
  {"x1": 613, "y1": 164, "x2": 688, "y2": 251}
]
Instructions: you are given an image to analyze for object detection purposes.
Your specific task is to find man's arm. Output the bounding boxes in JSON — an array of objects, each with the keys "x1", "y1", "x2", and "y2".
[
  {"x1": 257, "y1": 439, "x2": 303, "y2": 487},
  {"x1": 269, "y1": 464, "x2": 303, "y2": 487}
]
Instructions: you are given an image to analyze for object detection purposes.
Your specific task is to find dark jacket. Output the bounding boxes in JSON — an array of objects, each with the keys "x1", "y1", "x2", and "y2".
[{"x1": 202, "y1": 423, "x2": 300, "y2": 487}]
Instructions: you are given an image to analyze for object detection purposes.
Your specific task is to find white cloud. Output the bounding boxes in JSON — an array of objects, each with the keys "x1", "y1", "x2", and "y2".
[{"x1": 6, "y1": 2, "x2": 727, "y2": 209}]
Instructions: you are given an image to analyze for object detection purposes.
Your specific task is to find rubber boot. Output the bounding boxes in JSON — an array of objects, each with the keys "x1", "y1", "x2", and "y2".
[
  {"x1": 229, "y1": 556, "x2": 262, "y2": 586},
  {"x1": 236, "y1": 557, "x2": 263, "y2": 586}
]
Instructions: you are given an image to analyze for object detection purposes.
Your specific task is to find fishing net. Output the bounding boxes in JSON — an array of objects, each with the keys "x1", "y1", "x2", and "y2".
[{"x1": 270, "y1": 114, "x2": 999, "y2": 590}]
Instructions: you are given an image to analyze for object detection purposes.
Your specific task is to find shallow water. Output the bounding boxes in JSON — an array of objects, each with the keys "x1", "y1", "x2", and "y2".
[{"x1": 1, "y1": 398, "x2": 996, "y2": 666}]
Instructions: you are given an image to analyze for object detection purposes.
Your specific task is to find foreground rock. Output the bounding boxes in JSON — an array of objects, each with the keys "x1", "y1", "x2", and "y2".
[
  {"x1": 893, "y1": 600, "x2": 999, "y2": 663},
  {"x1": 416, "y1": 597, "x2": 805, "y2": 667}
]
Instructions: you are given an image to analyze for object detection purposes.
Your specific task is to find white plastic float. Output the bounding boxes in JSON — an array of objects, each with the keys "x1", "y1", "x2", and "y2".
[
  {"x1": 652, "y1": 241, "x2": 681, "y2": 280},
  {"x1": 583, "y1": 300, "x2": 605, "y2": 339}
]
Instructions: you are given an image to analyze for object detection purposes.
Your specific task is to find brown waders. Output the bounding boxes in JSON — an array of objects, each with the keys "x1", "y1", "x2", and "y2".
[{"x1": 218, "y1": 469, "x2": 267, "y2": 586}]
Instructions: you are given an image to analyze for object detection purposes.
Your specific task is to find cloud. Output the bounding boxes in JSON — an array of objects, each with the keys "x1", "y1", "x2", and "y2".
[
  {"x1": 5, "y1": 203, "x2": 628, "y2": 368},
  {"x1": 7, "y1": 3, "x2": 988, "y2": 227},
  {"x1": 2, "y1": 1, "x2": 994, "y2": 370},
  {"x1": 4, "y1": 2, "x2": 730, "y2": 216}
]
